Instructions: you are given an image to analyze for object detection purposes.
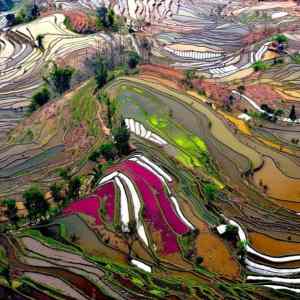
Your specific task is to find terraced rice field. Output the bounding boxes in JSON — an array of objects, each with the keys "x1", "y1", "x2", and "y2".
[
  {"x1": 107, "y1": 77, "x2": 262, "y2": 173},
  {"x1": 105, "y1": 77, "x2": 300, "y2": 296},
  {"x1": 253, "y1": 157, "x2": 300, "y2": 209},
  {"x1": 2, "y1": 0, "x2": 300, "y2": 299},
  {"x1": 0, "y1": 13, "x2": 116, "y2": 137}
]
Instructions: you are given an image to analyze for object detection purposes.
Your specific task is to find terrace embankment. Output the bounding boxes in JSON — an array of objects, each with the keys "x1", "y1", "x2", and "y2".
[
  {"x1": 106, "y1": 78, "x2": 300, "y2": 226},
  {"x1": 180, "y1": 200, "x2": 240, "y2": 280},
  {"x1": 105, "y1": 77, "x2": 300, "y2": 276},
  {"x1": 0, "y1": 79, "x2": 107, "y2": 198},
  {"x1": 0, "y1": 13, "x2": 120, "y2": 138},
  {"x1": 249, "y1": 232, "x2": 300, "y2": 257},
  {"x1": 253, "y1": 156, "x2": 300, "y2": 211},
  {"x1": 106, "y1": 77, "x2": 263, "y2": 173}
]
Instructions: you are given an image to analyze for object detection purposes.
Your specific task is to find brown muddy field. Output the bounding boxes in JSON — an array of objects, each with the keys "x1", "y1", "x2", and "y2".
[
  {"x1": 253, "y1": 156, "x2": 300, "y2": 206},
  {"x1": 249, "y1": 231, "x2": 300, "y2": 257}
]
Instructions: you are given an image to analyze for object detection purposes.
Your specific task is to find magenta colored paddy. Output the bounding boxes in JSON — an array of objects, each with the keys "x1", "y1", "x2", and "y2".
[
  {"x1": 64, "y1": 195, "x2": 102, "y2": 225},
  {"x1": 120, "y1": 160, "x2": 189, "y2": 235},
  {"x1": 95, "y1": 182, "x2": 115, "y2": 223},
  {"x1": 63, "y1": 182, "x2": 116, "y2": 225},
  {"x1": 115, "y1": 162, "x2": 180, "y2": 254}
]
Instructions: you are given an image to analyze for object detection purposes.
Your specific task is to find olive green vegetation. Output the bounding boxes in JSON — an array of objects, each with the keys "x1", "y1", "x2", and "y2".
[
  {"x1": 0, "y1": 246, "x2": 7, "y2": 266},
  {"x1": 17, "y1": 229, "x2": 81, "y2": 254},
  {"x1": 96, "y1": 6, "x2": 125, "y2": 32},
  {"x1": 148, "y1": 114, "x2": 215, "y2": 174},
  {"x1": 202, "y1": 183, "x2": 219, "y2": 202},
  {"x1": 252, "y1": 60, "x2": 269, "y2": 72},
  {"x1": 29, "y1": 86, "x2": 50, "y2": 112},
  {"x1": 291, "y1": 53, "x2": 300, "y2": 64},
  {"x1": 272, "y1": 34, "x2": 288, "y2": 44},
  {"x1": 70, "y1": 79, "x2": 100, "y2": 137},
  {"x1": 109, "y1": 78, "x2": 262, "y2": 171},
  {"x1": 63, "y1": 16, "x2": 76, "y2": 33},
  {"x1": 239, "y1": 12, "x2": 271, "y2": 24},
  {"x1": 12, "y1": 227, "x2": 260, "y2": 300}
]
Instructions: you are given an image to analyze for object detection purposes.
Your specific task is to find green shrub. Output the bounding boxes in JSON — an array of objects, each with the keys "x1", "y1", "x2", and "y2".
[
  {"x1": 127, "y1": 51, "x2": 140, "y2": 69},
  {"x1": 223, "y1": 224, "x2": 238, "y2": 241},
  {"x1": 252, "y1": 60, "x2": 268, "y2": 72},
  {"x1": 63, "y1": 16, "x2": 76, "y2": 32},
  {"x1": 272, "y1": 34, "x2": 288, "y2": 44},
  {"x1": 29, "y1": 86, "x2": 50, "y2": 112},
  {"x1": 291, "y1": 53, "x2": 300, "y2": 64},
  {"x1": 202, "y1": 183, "x2": 219, "y2": 202}
]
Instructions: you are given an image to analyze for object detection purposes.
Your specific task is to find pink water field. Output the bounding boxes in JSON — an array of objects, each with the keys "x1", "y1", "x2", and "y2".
[
  {"x1": 119, "y1": 161, "x2": 189, "y2": 234},
  {"x1": 95, "y1": 182, "x2": 115, "y2": 223},
  {"x1": 113, "y1": 159, "x2": 189, "y2": 254},
  {"x1": 63, "y1": 182, "x2": 115, "y2": 225},
  {"x1": 63, "y1": 157, "x2": 189, "y2": 255}
]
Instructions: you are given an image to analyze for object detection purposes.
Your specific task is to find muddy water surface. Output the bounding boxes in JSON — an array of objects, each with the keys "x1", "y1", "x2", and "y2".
[
  {"x1": 180, "y1": 200, "x2": 240, "y2": 279},
  {"x1": 253, "y1": 156, "x2": 300, "y2": 206},
  {"x1": 249, "y1": 232, "x2": 300, "y2": 257}
]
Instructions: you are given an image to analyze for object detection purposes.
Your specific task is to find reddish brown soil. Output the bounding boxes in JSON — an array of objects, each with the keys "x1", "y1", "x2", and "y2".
[
  {"x1": 139, "y1": 64, "x2": 185, "y2": 90},
  {"x1": 64, "y1": 123, "x2": 95, "y2": 152},
  {"x1": 56, "y1": 47, "x2": 98, "y2": 69},
  {"x1": 242, "y1": 23, "x2": 299, "y2": 46},
  {"x1": 245, "y1": 84, "x2": 282, "y2": 107},
  {"x1": 140, "y1": 64, "x2": 184, "y2": 81},
  {"x1": 192, "y1": 79, "x2": 232, "y2": 105},
  {"x1": 64, "y1": 10, "x2": 97, "y2": 33}
]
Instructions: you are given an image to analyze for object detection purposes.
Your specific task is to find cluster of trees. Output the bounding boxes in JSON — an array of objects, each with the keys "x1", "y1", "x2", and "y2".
[
  {"x1": 224, "y1": 85, "x2": 245, "y2": 111},
  {"x1": 218, "y1": 224, "x2": 248, "y2": 262},
  {"x1": 96, "y1": 6, "x2": 115, "y2": 29},
  {"x1": 29, "y1": 86, "x2": 50, "y2": 112},
  {"x1": 127, "y1": 51, "x2": 140, "y2": 69},
  {"x1": 23, "y1": 185, "x2": 49, "y2": 223},
  {"x1": 29, "y1": 64, "x2": 74, "y2": 112},
  {"x1": 273, "y1": 34, "x2": 288, "y2": 44},
  {"x1": 89, "y1": 119, "x2": 131, "y2": 162},
  {"x1": 272, "y1": 34, "x2": 288, "y2": 55},
  {"x1": 256, "y1": 103, "x2": 297, "y2": 123},
  {"x1": 36, "y1": 34, "x2": 45, "y2": 50},
  {"x1": 291, "y1": 138, "x2": 299, "y2": 144},
  {"x1": 202, "y1": 183, "x2": 219, "y2": 202},
  {"x1": 2, "y1": 167, "x2": 82, "y2": 227},
  {"x1": 94, "y1": 57, "x2": 109, "y2": 90},
  {"x1": 182, "y1": 69, "x2": 196, "y2": 88},
  {"x1": 55, "y1": 168, "x2": 82, "y2": 204},
  {"x1": 259, "y1": 104, "x2": 278, "y2": 122},
  {"x1": 6, "y1": 3, "x2": 40, "y2": 26},
  {"x1": 87, "y1": 121, "x2": 131, "y2": 189},
  {"x1": 63, "y1": 16, "x2": 76, "y2": 33},
  {"x1": 92, "y1": 52, "x2": 140, "y2": 91},
  {"x1": 252, "y1": 60, "x2": 268, "y2": 72},
  {"x1": 289, "y1": 105, "x2": 297, "y2": 121},
  {"x1": 49, "y1": 64, "x2": 74, "y2": 95},
  {"x1": 96, "y1": 6, "x2": 125, "y2": 32},
  {"x1": 98, "y1": 91, "x2": 116, "y2": 128},
  {"x1": 2, "y1": 185, "x2": 49, "y2": 227}
]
